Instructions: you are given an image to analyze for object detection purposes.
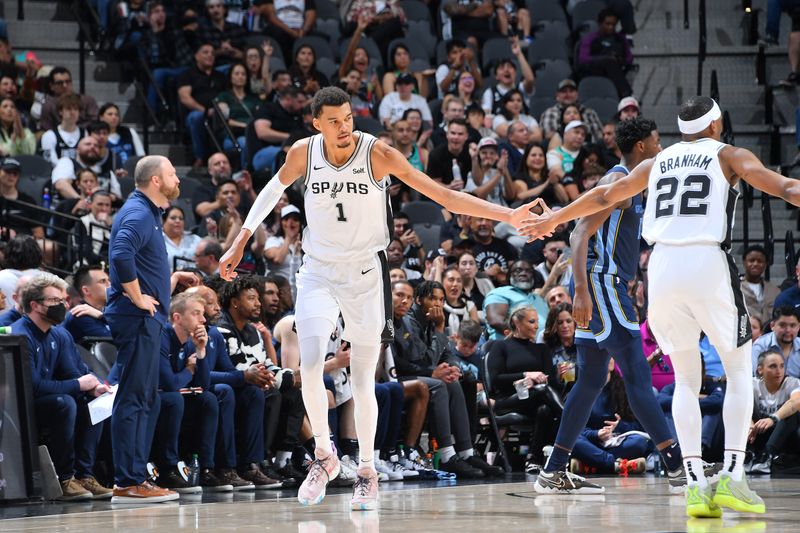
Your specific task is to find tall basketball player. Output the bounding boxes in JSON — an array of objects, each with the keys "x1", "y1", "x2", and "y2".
[
  {"x1": 521, "y1": 96, "x2": 800, "y2": 517},
  {"x1": 219, "y1": 87, "x2": 538, "y2": 511}
]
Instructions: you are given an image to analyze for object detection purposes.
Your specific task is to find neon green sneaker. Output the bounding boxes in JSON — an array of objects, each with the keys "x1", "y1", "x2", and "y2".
[
  {"x1": 685, "y1": 484, "x2": 722, "y2": 518},
  {"x1": 712, "y1": 474, "x2": 765, "y2": 514}
]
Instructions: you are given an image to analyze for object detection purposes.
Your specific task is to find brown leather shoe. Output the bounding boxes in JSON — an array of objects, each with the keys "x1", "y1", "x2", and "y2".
[
  {"x1": 111, "y1": 481, "x2": 180, "y2": 503},
  {"x1": 57, "y1": 477, "x2": 92, "y2": 501},
  {"x1": 76, "y1": 476, "x2": 113, "y2": 499}
]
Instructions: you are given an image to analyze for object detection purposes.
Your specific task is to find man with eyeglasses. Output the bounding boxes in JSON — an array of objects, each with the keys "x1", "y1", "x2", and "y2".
[
  {"x1": 538, "y1": 79, "x2": 603, "y2": 145},
  {"x1": 38, "y1": 66, "x2": 99, "y2": 132},
  {"x1": 12, "y1": 273, "x2": 112, "y2": 500}
]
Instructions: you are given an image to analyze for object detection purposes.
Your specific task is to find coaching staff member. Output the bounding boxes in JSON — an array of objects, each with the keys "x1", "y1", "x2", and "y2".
[{"x1": 106, "y1": 155, "x2": 198, "y2": 503}]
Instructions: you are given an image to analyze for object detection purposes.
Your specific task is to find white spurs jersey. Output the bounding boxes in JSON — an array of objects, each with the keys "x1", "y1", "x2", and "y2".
[
  {"x1": 642, "y1": 138, "x2": 738, "y2": 249},
  {"x1": 302, "y1": 131, "x2": 392, "y2": 262}
]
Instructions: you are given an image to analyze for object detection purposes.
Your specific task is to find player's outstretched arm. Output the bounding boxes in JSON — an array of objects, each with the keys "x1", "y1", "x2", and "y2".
[
  {"x1": 219, "y1": 140, "x2": 308, "y2": 280},
  {"x1": 518, "y1": 159, "x2": 653, "y2": 241},
  {"x1": 371, "y1": 140, "x2": 540, "y2": 226},
  {"x1": 724, "y1": 146, "x2": 800, "y2": 206}
]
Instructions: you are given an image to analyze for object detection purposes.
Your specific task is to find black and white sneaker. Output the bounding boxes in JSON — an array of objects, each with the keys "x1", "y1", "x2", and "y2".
[
  {"x1": 158, "y1": 466, "x2": 202, "y2": 494},
  {"x1": 750, "y1": 454, "x2": 772, "y2": 475},
  {"x1": 534, "y1": 470, "x2": 605, "y2": 494},
  {"x1": 667, "y1": 461, "x2": 723, "y2": 494},
  {"x1": 525, "y1": 460, "x2": 542, "y2": 475}
]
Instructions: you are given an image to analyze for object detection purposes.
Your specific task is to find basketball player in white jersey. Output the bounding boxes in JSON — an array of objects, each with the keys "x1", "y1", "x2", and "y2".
[
  {"x1": 520, "y1": 96, "x2": 800, "y2": 518},
  {"x1": 218, "y1": 87, "x2": 538, "y2": 511}
]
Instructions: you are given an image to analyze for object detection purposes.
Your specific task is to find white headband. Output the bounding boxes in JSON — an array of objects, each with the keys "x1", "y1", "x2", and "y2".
[{"x1": 677, "y1": 100, "x2": 721, "y2": 134}]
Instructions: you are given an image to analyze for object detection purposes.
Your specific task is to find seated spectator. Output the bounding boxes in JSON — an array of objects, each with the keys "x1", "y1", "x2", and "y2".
[
  {"x1": 142, "y1": 1, "x2": 191, "y2": 113},
  {"x1": 442, "y1": 0, "x2": 495, "y2": 48},
  {"x1": 216, "y1": 62, "x2": 260, "y2": 158},
  {"x1": 468, "y1": 137, "x2": 516, "y2": 206},
  {"x1": 0, "y1": 158, "x2": 46, "y2": 238},
  {"x1": 431, "y1": 96, "x2": 481, "y2": 149},
  {"x1": 38, "y1": 67, "x2": 98, "y2": 132},
  {"x1": 752, "y1": 316, "x2": 764, "y2": 342},
  {"x1": 378, "y1": 74, "x2": 432, "y2": 130},
  {"x1": 162, "y1": 205, "x2": 202, "y2": 272},
  {"x1": 576, "y1": 8, "x2": 633, "y2": 98},
  {"x1": 435, "y1": 39, "x2": 482, "y2": 100},
  {"x1": 540, "y1": 79, "x2": 603, "y2": 145},
  {"x1": 569, "y1": 359, "x2": 649, "y2": 475},
  {"x1": 247, "y1": 86, "x2": 306, "y2": 173},
  {"x1": 426, "y1": 118, "x2": 472, "y2": 190},
  {"x1": 0, "y1": 274, "x2": 32, "y2": 326},
  {"x1": 749, "y1": 350, "x2": 800, "y2": 474},
  {"x1": 110, "y1": 0, "x2": 149, "y2": 63},
  {"x1": 440, "y1": 213, "x2": 471, "y2": 253},
  {"x1": 494, "y1": 0, "x2": 531, "y2": 43},
  {"x1": 0, "y1": 97, "x2": 34, "y2": 156},
  {"x1": 536, "y1": 233, "x2": 573, "y2": 292},
  {"x1": 338, "y1": 22, "x2": 383, "y2": 102},
  {"x1": 492, "y1": 89, "x2": 542, "y2": 142},
  {"x1": 194, "y1": 238, "x2": 223, "y2": 278},
  {"x1": 484, "y1": 259, "x2": 548, "y2": 339},
  {"x1": 741, "y1": 245, "x2": 781, "y2": 326},
  {"x1": 99, "y1": 103, "x2": 145, "y2": 169},
  {"x1": 63, "y1": 265, "x2": 111, "y2": 343},
  {"x1": 547, "y1": 120, "x2": 588, "y2": 202},
  {"x1": 403, "y1": 107, "x2": 432, "y2": 150},
  {"x1": 193, "y1": 152, "x2": 256, "y2": 224},
  {"x1": 775, "y1": 257, "x2": 800, "y2": 309},
  {"x1": 74, "y1": 190, "x2": 113, "y2": 265},
  {"x1": 55, "y1": 168, "x2": 98, "y2": 220},
  {"x1": 617, "y1": 96, "x2": 640, "y2": 121},
  {"x1": 265, "y1": 69, "x2": 293, "y2": 103},
  {"x1": 487, "y1": 304, "x2": 562, "y2": 469},
  {"x1": 443, "y1": 264, "x2": 479, "y2": 334},
  {"x1": 391, "y1": 280, "x2": 501, "y2": 477},
  {"x1": 450, "y1": 319, "x2": 485, "y2": 380},
  {"x1": 0, "y1": 235, "x2": 43, "y2": 304},
  {"x1": 41, "y1": 93, "x2": 84, "y2": 166},
  {"x1": 343, "y1": 3, "x2": 405, "y2": 61},
  {"x1": 542, "y1": 302, "x2": 577, "y2": 383},
  {"x1": 13, "y1": 273, "x2": 111, "y2": 500},
  {"x1": 87, "y1": 120, "x2": 120, "y2": 178},
  {"x1": 256, "y1": 0, "x2": 318, "y2": 64},
  {"x1": 341, "y1": 67, "x2": 379, "y2": 119},
  {"x1": 752, "y1": 306, "x2": 800, "y2": 377},
  {"x1": 178, "y1": 42, "x2": 228, "y2": 167},
  {"x1": 544, "y1": 286, "x2": 571, "y2": 313},
  {"x1": 392, "y1": 119, "x2": 428, "y2": 174},
  {"x1": 480, "y1": 48, "x2": 535, "y2": 119},
  {"x1": 457, "y1": 73, "x2": 481, "y2": 111},
  {"x1": 470, "y1": 216, "x2": 519, "y2": 280},
  {"x1": 513, "y1": 143, "x2": 568, "y2": 206},
  {"x1": 197, "y1": 0, "x2": 248, "y2": 65},
  {"x1": 383, "y1": 44, "x2": 434, "y2": 98},
  {"x1": 288, "y1": 45, "x2": 329, "y2": 97},
  {"x1": 0, "y1": 75, "x2": 31, "y2": 123},
  {"x1": 497, "y1": 120, "x2": 530, "y2": 174},
  {"x1": 52, "y1": 136, "x2": 121, "y2": 201},
  {"x1": 600, "y1": 120, "x2": 622, "y2": 168},
  {"x1": 457, "y1": 251, "x2": 494, "y2": 314},
  {"x1": 641, "y1": 320, "x2": 675, "y2": 391},
  {"x1": 264, "y1": 205, "x2": 303, "y2": 300},
  {"x1": 243, "y1": 43, "x2": 272, "y2": 99},
  {"x1": 387, "y1": 239, "x2": 422, "y2": 282}
]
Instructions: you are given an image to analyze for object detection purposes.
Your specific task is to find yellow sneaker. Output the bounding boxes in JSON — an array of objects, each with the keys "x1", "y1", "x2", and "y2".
[
  {"x1": 712, "y1": 474, "x2": 765, "y2": 514},
  {"x1": 686, "y1": 484, "x2": 722, "y2": 518}
]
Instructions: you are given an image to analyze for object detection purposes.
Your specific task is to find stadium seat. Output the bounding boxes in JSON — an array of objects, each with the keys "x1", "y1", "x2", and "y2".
[
  {"x1": 118, "y1": 175, "x2": 135, "y2": 200},
  {"x1": 15, "y1": 155, "x2": 53, "y2": 178},
  {"x1": 536, "y1": 20, "x2": 571, "y2": 46},
  {"x1": 582, "y1": 97, "x2": 619, "y2": 123},
  {"x1": 571, "y1": 0, "x2": 606, "y2": 32},
  {"x1": 77, "y1": 344, "x2": 110, "y2": 381},
  {"x1": 316, "y1": 56, "x2": 339, "y2": 81},
  {"x1": 354, "y1": 116, "x2": 383, "y2": 135},
  {"x1": 528, "y1": 0, "x2": 568, "y2": 27},
  {"x1": 481, "y1": 38, "x2": 514, "y2": 73},
  {"x1": 292, "y1": 35, "x2": 335, "y2": 62},
  {"x1": 530, "y1": 96, "x2": 555, "y2": 122},
  {"x1": 527, "y1": 33, "x2": 569, "y2": 63},
  {"x1": 91, "y1": 341, "x2": 118, "y2": 375},
  {"x1": 387, "y1": 38, "x2": 431, "y2": 63},
  {"x1": 244, "y1": 35, "x2": 284, "y2": 63},
  {"x1": 177, "y1": 176, "x2": 202, "y2": 201},
  {"x1": 401, "y1": 0, "x2": 432, "y2": 22},
  {"x1": 413, "y1": 222, "x2": 442, "y2": 252},
  {"x1": 314, "y1": 0, "x2": 340, "y2": 21},
  {"x1": 404, "y1": 200, "x2": 445, "y2": 225},
  {"x1": 269, "y1": 56, "x2": 287, "y2": 72},
  {"x1": 16, "y1": 175, "x2": 50, "y2": 205},
  {"x1": 533, "y1": 62, "x2": 573, "y2": 98},
  {"x1": 578, "y1": 76, "x2": 618, "y2": 101}
]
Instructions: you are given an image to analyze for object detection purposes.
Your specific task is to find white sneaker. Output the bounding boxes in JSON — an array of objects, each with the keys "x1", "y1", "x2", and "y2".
[
  {"x1": 333, "y1": 455, "x2": 358, "y2": 487},
  {"x1": 399, "y1": 449, "x2": 427, "y2": 472},
  {"x1": 389, "y1": 454, "x2": 419, "y2": 479},
  {"x1": 375, "y1": 458, "x2": 402, "y2": 481}
]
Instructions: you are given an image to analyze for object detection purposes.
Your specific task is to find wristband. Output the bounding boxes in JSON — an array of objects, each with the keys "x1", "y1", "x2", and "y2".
[{"x1": 769, "y1": 414, "x2": 780, "y2": 424}]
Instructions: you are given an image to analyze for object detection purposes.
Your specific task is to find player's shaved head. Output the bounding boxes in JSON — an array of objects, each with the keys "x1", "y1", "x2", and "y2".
[{"x1": 678, "y1": 96, "x2": 715, "y2": 121}]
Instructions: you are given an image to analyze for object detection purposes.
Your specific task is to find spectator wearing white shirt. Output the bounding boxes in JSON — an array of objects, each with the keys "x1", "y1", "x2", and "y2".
[
  {"x1": 264, "y1": 205, "x2": 303, "y2": 301},
  {"x1": 479, "y1": 39, "x2": 535, "y2": 119},
  {"x1": 378, "y1": 73, "x2": 432, "y2": 130},
  {"x1": 491, "y1": 88, "x2": 542, "y2": 142},
  {"x1": 51, "y1": 136, "x2": 121, "y2": 201},
  {"x1": 40, "y1": 93, "x2": 84, "y2": 166},
  {"x1": 752, "y1": 306, "x2": 800, "y2": 378}
]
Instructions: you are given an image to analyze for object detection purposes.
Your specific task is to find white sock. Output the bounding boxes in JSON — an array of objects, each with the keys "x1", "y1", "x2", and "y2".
[
  {"x1": 684, "y1": 457, "x2": 708, "y2": 488},
  {"x1": 723, "y1": 450, "x2": 746, "y2": 481},
  {"x1": 350, "y1": 344, "x2": 380, "y2": 473},
  {"x1": 439, "y1": 445, "x2": 456, "y2": 463},
  {"x1": 458, "y1": 448, "x2": 474, "y2": 460},
  {"x1": 298, "y1": 331, "x2": 333, "y2": 456}
]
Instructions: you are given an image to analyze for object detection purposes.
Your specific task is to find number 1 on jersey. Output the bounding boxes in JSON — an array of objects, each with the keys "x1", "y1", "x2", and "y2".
[{"x1": 336, "y1": 203, "x2": 347, "y2": 222}]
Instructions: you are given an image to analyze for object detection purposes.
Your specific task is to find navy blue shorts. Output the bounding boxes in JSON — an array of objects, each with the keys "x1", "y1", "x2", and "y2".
[{"x1": 572, "y1": 273, "x2": 641, "y2": 350}]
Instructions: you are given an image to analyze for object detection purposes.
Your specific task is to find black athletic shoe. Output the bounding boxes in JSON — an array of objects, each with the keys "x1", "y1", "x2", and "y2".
[
  {"x1": 534, "y1": 469, "x2": 605, "y2": 494},
  {"x1": 158, "y1": 466, "x2": 202, "y2": 494},
  {"x1": 278, "y1": 461, "x2": 305, "y2": 488},
  {"x1": 464, "y1": 455, "x2": 504, "y2": 477},
  {"x1": 200, "y1": 468, "x2": 234, "y2": 492},
  {"x1": 217, "y1": 468, "x2": 256, "y2": 491},
  {"x1": 439, "y1": 456, "x2": 485, "y2": 479}
]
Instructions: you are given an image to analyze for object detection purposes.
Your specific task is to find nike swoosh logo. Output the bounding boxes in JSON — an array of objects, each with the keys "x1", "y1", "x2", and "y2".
[
  {"x1": 361, "y1": 268, "x2": 375, "y2": 275},
  {"x1": 313, "y1": 165, "x2": 325, "y2": 170}
]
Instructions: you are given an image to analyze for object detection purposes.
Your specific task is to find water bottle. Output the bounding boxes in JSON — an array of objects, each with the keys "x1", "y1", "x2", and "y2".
[
  {"x1": 652, "y1": 452, "x2": 663, "y2": 477},
  {"x1": 42, "y1": 186, "x2": 51, "y2": 210},
  {"x1": 189, "y1": 454, "x2": 200, "y2": 486},
  {"x1": 451, "y1": 159, "x2": 464, "y2": 190},
  {"x1": 424, "y1": 452, "x2": 434, "y2": 470},
  {"x1": 431, "y1": 438, "x2": 440, "y2": 470}
]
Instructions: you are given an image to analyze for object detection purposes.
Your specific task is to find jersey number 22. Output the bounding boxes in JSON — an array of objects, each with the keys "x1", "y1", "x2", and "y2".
[{"x1": 654, "y1": 174, "x2": 712, "y2": 218}]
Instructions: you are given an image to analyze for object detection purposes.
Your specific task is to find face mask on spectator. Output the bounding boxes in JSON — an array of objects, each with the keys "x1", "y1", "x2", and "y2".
[{"x1": 44, "y1": 302, "x2": 67, "y2": 324}]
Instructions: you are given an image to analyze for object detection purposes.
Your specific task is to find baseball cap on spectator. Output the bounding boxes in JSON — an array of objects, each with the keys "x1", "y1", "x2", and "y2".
[
  {"x1": 477, "y1": 137, "x2": 498, "y2": 150},
  {"x1": 557, "y1": 79, "x2": 577, "y2": 91},
  {"x1": 1, "y1": 158, "x2": 21, "y2": 172},
  {"x1": 617, "y1": 96, "x2": 640, "y2": 113},
  {"x1": 281, "y1": 205, "x2": 301, "y2": 218},
  {"x1": 564, "y1": 120, "x2": 587, "y2": 133},
  {"x1": 426, "y1": 248, "x2": 447, "y2": 261},
  {"x1": 396, "y1": 73, "x2": 415, "y2": 86}
]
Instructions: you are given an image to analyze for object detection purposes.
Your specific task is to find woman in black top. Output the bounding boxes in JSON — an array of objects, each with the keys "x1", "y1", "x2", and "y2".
[
  {"x1": 487, "y1": 305, "x2": 563, "y2": 469},
  {"x1": 513, "y1": 143, "x2": 568, "y2": 207},
  {"x1": 288, "y1": 45, "x2": 329, "y2": 96}
]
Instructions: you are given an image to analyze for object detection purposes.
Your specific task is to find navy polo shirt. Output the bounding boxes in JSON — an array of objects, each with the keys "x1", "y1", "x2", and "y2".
[
  {"x1": 12, "y1": 315, "x2": 83, "y2": 397},
  {"x1": 106, "y1": 190, "x2": 171, "y2": 324},
  {"x1": 63, "y1": 306, "x2": 112, "y2": 343},
  {"x1": 159, "y1": 324, "x2": 211, "y2": 391}
]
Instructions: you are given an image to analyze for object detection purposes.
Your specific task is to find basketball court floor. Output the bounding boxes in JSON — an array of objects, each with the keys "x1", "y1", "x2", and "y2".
[{"x1": 0, "y1": 475, "x2": 796, "y2": 532}]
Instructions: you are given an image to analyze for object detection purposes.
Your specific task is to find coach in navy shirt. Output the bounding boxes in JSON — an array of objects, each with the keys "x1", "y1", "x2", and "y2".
[{"x1": 105, "y1": 155, "x2": 197, "y2": 503}]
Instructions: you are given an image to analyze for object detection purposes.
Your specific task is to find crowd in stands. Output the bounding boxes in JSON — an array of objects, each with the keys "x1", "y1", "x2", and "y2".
[{"x1": 1, "y1": 0, "x2": 799, "y2": 501}]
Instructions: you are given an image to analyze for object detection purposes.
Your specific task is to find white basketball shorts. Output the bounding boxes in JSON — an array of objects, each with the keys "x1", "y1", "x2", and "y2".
[{"x1": 647, "y1": 243, "x2": 751, "y2": 354}]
